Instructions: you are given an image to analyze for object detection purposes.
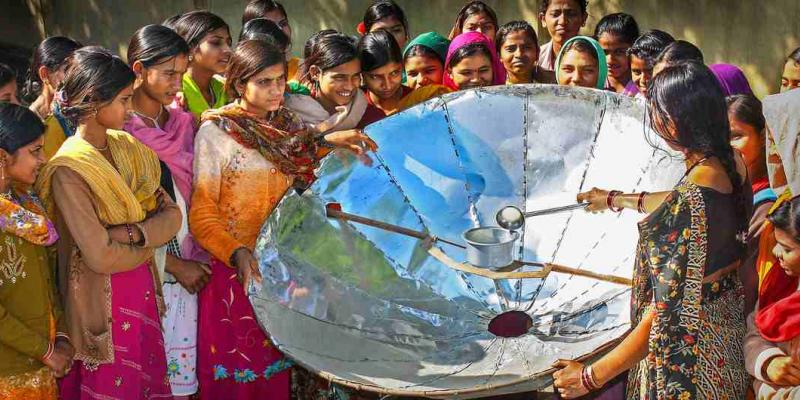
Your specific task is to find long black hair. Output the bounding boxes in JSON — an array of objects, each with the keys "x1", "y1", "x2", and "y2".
[
  {"x1": 24, "y1": 36, "x2": 82, "y2": 100},
  {"x1": 648, "y1": 61, "x2": 746, "y2": 239},
  {"x1": 239, "y1": 18, "x2": 290, "y2": 51},
  {"x1": 628, "y1": 29, "x2": 674, "y2": 66},
  {"x1": 363, "y1": 0, "x2": 408, "y2": 36},
  {"x1": 358, "y1": 29, "x2": 402, "y2": 72},
  {"x1": 171, "y1": 10, "x2": 230, "y2": 50},
  {"x1": 58, "y1": 47, "x2": 135, "y2": 125},
  {"x1": 0, "y1": 103, "x2": 45, "y2": 154},
  {"x1": 299, "y1": 32, "x2": 358, "y2": 85},
  {"x1": 593, "y1": 13, "x2": 639, "y2": 45},
  {"x1": 127, "y1": 24, "x2": 190, "y2": 67}
]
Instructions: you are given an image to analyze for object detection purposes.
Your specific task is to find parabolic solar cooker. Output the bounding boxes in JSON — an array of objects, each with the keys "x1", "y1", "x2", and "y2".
[{"x1": 250, "y1": 85, "x2": 684, "y2": 398}]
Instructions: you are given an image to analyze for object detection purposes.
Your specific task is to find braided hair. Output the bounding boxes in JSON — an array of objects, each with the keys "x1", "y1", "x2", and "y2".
[{"x1": 648, "y1": 61, "x2": 747, "y2": 246}]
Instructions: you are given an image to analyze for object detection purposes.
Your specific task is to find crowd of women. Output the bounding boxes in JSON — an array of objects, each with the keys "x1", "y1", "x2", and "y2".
[{"x1": 1, "y1": 0, "x2": 800, "y2": 399}]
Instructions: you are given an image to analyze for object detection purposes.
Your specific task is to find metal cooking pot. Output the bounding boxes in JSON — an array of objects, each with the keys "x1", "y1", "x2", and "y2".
[{"x1": 462, "y1": 227, "x2": 519, "y2": 269}]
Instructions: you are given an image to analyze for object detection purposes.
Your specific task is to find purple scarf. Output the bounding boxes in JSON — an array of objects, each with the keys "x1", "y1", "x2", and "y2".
[{"x1": 709, "y1": 63, "x2": 753, "y2": 97}]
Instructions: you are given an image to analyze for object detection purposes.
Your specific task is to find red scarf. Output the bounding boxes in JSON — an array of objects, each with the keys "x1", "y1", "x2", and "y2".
[
  {"x1": 202, "y1": 104, "x2": 319, "y2": 187},
  {"x1": 755, "y1": 192, "x2": 800, "y2": 342}
]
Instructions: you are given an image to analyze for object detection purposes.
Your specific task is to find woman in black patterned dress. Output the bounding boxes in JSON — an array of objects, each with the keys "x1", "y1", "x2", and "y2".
[{"x1": 553, "y1": 61, "x2": 752, "y2": 400}]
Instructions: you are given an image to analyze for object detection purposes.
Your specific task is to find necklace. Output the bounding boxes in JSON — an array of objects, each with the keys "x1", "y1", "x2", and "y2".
[
  {"x1": 1, "y1": 189, "x2": 15, "y2": 201},
  {"x1": 133, "y1": 106, "x2": 164, "y2": 129}
]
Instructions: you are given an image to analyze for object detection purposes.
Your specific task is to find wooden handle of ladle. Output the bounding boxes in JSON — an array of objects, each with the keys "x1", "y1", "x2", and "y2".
[{"x1": 547, "y1": 263, "x2": 632, "y2": 286}]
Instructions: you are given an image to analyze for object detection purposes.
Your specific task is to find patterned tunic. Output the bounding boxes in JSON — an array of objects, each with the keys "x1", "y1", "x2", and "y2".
[{"x1": 627, "y1": 181, "x2": 750, "y2": 400}]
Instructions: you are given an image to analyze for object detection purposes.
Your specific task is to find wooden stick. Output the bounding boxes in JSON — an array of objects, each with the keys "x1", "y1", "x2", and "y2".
[
  {"x1": 326, "y1": 204, "x2": 631, "y2": 286},
  {"x1": 326, "y1": 204, "x2": 465, "y2": 249}
]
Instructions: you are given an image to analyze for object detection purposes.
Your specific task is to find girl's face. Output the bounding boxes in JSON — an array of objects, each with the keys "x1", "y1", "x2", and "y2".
[
  {"x1": 363, "y1": 61, "x2": 403, "y2": 100},
  {"x1": 729, "y1": 114, "x2": 764, "y2": 177},
  {"x1": 539, "y1": 0, "x2": 586, "y2": 45},
  {"x1": 774, "y1": 227, "x2": 800, "y2": 276},
  {"x1": 370, "y1": 16, "x2": 408, "y2": 50},
  {"x1": 1, "y1": 137, "x2": 45, "y2": 186},
  {"x1": 448, "y1": 54, "x2": 493, "y2": 90},
  {"x1": 598, "y1": 33, "x2": 631, "y2": 81},
  {"x1": 191, "y1": 27, "x2": 232, "y2": 75},
  {"x1": 630, "y1": 56, "x2": 652, "y2": 97},
  {"x1": 0, "y1": 80, "x2": 19, "y2": 104},
  {"x1": 405, "y1": 54, "x2": 444, "y2": 89},
  {"x1": 558, "y1": 48, "x2": 598, "y2": 88},
  {"x1": 315, "y1": 59, "x2": 362, "y2": 106},
  {"x1": 262, "y1": 9, "x2": 292, "y2": 43},
  {"x1": 238, "y1": 63, "x2": 286, "y2": 114},
  {"x1": 780, "y1": 59, "x2": 800, "y2": 93},
  {"x1": 462, "y1": 12, "x2": 497, "y2": 41},
  {"x1": 95, "y1": 85, "x2": 134, "y2": 130},
  {"x1": 500, "y1": 30, "x2": 539, "y2": 78},
  {"x1": 135, "y1": 54, "x2": 189, "y2": 106}
]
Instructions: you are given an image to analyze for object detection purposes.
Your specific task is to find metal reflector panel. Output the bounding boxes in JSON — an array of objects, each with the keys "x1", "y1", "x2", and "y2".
[{"x1": 251, "y1": 85, "x2": 683, "y2": 398}]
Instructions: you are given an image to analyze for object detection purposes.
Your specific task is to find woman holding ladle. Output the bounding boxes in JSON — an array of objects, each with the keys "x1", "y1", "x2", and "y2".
[{"x1": 552, "y1": 61, "x2": 752, "y2": 399}]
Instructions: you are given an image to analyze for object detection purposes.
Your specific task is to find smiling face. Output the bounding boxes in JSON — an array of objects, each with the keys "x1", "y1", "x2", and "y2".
[
  {"x1": 539, "y1": 0, "x2": 586, "y2": 46},
  {"x1": 237, "y1": 63, "x2": 286, "y2": 114},
  {"x1": 2, "y1": 136, "x2": 45, "y2": 186},
  {"x1": 94, "y1": 85, "x2": 134, "y2": 130},
  {"x1": 781, "y1": 59, "x2": 800, "y2": 93},
  {"x1": 558, "y1": 48, "x2": 598, "y2": 88},
  {"x1": 448, "y1": 53, "x2": 493, "y2": 90},
  {"x1": 191, "y1": 27, "x2": 232, "y2": 74},
  {"x1": 774, "y1": 227, "x2": 800, "y2": 276},
  {"x1": 630, "y1": 56, "x2": 653, "y2": 97},
  {"x1": 405, "y1": 54, "x2": 444, "y2": 89},
  {"x1": 363, "y1": 61, "x2": 403, "y2": 100},
  {"x1": 462, "y1": 12, "x2": 497, "y2": 41},
  {"x1": 136, "y1": 54, "x2": 189, "y2": 106},
  {"x1": 500, "y1": 31, "x2": 539, "y2": 79},
  {"x1": 370, "y1": 16, "x2": 408, "y2": 50},
  {"x1": 598, "y1": 32, "x2": 631, "y2": 81},
  {"x1": 315, "y1": 59, "x2": 362, "y2": 106}
]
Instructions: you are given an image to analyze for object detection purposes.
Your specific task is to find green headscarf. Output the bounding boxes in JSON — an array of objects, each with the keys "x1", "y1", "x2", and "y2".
[
  {"x1": 555, "y1": 35, "x2": 608, "y2": 90},
  {"x1": 403, "y1": 32, "x2": 450, "y2": 63}
]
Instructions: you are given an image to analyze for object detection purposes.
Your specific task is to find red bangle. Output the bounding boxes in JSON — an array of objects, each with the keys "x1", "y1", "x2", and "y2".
[
  {"x1": 41, "y1": 342, "x2": 54, "y2": 362},
  {"x1": 581, "y1": 365, "x2": 601, "y2": 391},
  {"x1": 637, "y1": 192, "x2": 649, "y2": 213},
  {"x1": 606, "y1": 190, "x2": 623, "y2": 212}
]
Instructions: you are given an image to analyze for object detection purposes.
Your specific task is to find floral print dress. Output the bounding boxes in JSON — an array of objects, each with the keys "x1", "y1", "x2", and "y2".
[{"x1": 627, "y1": 181, "x2": 750, "y2": 400}]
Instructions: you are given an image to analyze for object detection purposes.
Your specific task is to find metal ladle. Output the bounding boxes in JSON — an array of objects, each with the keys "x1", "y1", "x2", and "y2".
[{"x1": 496, "y1": 203, "x2": 589, "y2": 231}]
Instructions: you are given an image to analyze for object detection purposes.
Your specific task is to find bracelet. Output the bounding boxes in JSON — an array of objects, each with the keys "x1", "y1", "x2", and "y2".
[
  {"x1": 637, "y1": 191, "x2": 649, "y2": 213},
  {"x1": 125, "y1": 224, "x2": 134, "y2": 246},
  {"x1": 581, "y1": 365, "x2": 601, "y2": 391},
  {"x1": 41, "y1": 342, "x2": 54, "y2": 362},
  {"x1": 606, "y1": 190, "x2": 623, "y2": 212}
]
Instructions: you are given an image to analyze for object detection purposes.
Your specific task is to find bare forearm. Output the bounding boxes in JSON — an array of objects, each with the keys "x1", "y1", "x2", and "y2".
[
  {"x1": 612, "y1": 191, "x2": 671, "y2": 213},
  {"x1": 591, "y1": 310, "x2": 653, "y2": 385}
]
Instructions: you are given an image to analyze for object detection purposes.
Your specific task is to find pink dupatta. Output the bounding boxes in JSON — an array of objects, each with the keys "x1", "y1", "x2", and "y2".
[
  {"x1": 443, "y1": 32, "x2": 506, "y2": 91},
  {"x1": 124, "y1": 103, "x2": 208, "y2": 262}
]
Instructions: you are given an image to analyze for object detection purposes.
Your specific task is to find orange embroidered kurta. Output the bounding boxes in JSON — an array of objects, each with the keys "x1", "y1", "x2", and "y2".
[{"x1": 189, "y1": 121, "x2": 292, "y2": 265}]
